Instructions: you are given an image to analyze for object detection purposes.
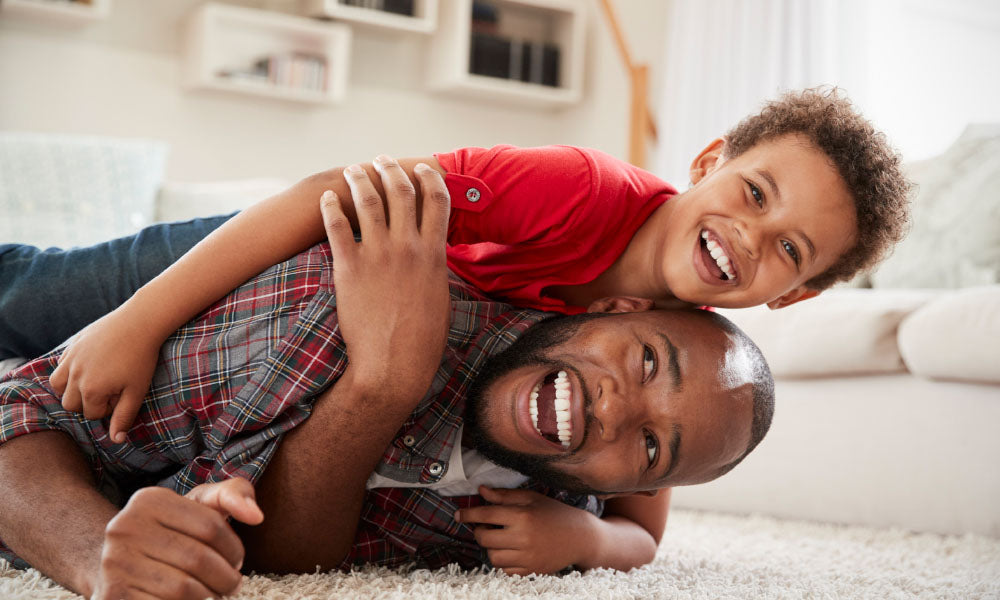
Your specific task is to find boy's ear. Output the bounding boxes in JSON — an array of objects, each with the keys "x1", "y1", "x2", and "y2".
[
  {"x1": 767, "y1": 287, "x2": 821, "y2": 310},
  {"x1": 689, "y1": 138, "x2": 727, "y2": 185},
  {"x1": 587, "y1": 296, "x2": 656, "y2": 314}
]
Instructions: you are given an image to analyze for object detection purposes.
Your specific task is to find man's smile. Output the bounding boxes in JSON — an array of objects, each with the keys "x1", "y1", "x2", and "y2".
[
  {"x1": 516, "y1": 366, "x2": 586, "y2": 453},
  {"x1": 695, "y1": 228, "x2": 741, "y2": 286}
]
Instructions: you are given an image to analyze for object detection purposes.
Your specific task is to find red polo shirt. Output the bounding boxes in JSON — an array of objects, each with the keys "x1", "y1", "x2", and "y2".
[{"x1": 435, "y1": 145, "x2": 677, "y2": 314}]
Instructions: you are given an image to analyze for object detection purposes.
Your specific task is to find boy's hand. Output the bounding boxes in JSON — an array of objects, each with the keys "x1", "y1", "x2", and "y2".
[
  {"x1": 51, "y1": 306, "x2": 160, "y2": 443},
  {"x1": 321, "y1": 157, "x2": 451, "y2": 401},
  {"x1": 456, "y1": 486, "x2": 597, "y2": 576},
  {"x1": 91, "y1": 477, "x2": 262, "y2": 600}
]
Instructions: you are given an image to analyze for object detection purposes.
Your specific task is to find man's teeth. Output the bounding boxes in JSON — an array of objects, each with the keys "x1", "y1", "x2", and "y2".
[
  {"x1": 529, "y1": 370, "x2": 572, "y2": 448},
  {"x1": 701, "y1": 231, "x2": 737, "y2": 280}
]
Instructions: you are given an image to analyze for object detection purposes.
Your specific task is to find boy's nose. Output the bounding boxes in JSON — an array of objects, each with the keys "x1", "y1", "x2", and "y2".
[{"x1": 733, "y1": 220, "x2": 761, "y2": 260}]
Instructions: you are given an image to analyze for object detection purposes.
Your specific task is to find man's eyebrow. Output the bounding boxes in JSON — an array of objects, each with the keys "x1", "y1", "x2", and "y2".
[
  {"x1": 658, "y1": 333, "x2": 682, "y2": 392},
  {"x1": 660, "y1": 423, "x2": 683, "y2": 483}
]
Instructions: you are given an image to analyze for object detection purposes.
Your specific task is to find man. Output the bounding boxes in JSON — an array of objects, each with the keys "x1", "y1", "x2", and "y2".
[{"x1": 0, "y1": 164, "x2": 773, "y2": 599}]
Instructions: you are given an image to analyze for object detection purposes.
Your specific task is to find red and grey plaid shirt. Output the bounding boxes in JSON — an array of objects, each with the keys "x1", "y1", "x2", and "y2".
[{"x1": 0, "y1": 243, "x2": 600, "y2": 570}]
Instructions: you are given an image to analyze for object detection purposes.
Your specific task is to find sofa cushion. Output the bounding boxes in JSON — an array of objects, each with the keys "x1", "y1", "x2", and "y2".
[
  {"x1": 872, "y1": 125, "x2": 1000, "y2": 289},
  {"x1": 716, "y1": 289, "x2": 940, "y2": 378},
  {"x1": 0, "y1": 133, "x2": 167, "y2": 249},
  {"x1": 898, "y1": 286, "x2": 1000, "y2": 384}
]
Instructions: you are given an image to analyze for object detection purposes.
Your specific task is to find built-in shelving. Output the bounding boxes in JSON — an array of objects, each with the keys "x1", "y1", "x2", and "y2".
[
  {"x1": 300, "y1": 0, "x2": 437, "y2": 34},
  {"x1": 427, "y1": 0, "x2": 585, "y2": 108},
  {"x1": 0, "y1": 0, "x2": 110, "y2": 23},
  {"x1": 181, "y1": 3, "x2": 351, "y2": 105}
]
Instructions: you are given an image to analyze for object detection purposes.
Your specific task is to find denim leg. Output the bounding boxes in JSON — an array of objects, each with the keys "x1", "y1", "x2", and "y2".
[{"x1": 0, "y1": 214, "x2": 235, "y2": 359}]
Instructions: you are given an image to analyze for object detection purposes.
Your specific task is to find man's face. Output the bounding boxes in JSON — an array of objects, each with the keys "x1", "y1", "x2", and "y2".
[
  {"x1": 464, "y1": 308, "x2": 755, "y2": 496},
  {"x1": 653, "y1": 133, "x2": 857, "y2": 309}
]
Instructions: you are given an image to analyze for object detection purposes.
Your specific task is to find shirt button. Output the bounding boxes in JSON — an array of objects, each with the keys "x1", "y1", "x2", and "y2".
[
  {"x1": 465, "y1": 188, "x2": 481, "y2": 203},
  {"x1": 403, "y1": 435, "x2": 416, "y2": 447},
  {"x1": 428, "y1": 462, "x2": 444, "y2": 477}
]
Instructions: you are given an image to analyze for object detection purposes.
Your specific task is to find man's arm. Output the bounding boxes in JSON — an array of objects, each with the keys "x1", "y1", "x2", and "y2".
[
  {"x1": 0, "y1": 431, "x2": 258, "y2": 599},
  {"x1": 238, "y1": 159, "x2": 453, "y2": 573},
  {"x1": 50, "y1": 155, "x2": 444, "y2": 442}
]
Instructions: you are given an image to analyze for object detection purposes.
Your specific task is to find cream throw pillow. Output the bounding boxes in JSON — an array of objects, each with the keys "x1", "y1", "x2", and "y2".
[{"x1": 898, "y1": 286, "x2": 1000, "y2": 384}]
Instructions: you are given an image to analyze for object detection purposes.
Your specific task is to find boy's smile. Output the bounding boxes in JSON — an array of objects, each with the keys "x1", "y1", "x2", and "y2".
[{"x1": 623, "y1": 133, "x2": 858, "y2": 309}]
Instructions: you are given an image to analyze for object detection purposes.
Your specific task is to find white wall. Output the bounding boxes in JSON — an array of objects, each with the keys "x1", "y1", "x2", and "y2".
[{"x1": 0, "y1": 0, "x2": 670, "y2": 182}]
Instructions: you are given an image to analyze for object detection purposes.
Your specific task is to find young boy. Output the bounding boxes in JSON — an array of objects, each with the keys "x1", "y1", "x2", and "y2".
[{"x1": 24, "y1": 87, "x2": 909, "y2": 439}]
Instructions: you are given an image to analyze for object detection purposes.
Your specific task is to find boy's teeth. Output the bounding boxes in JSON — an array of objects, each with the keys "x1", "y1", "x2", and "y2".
[
  {"x1": 704, "y1": 233, "x2": 737, "y2": 281},
  {"x1": 531, "y1": 370, "x2": 572, "y2": 449}
]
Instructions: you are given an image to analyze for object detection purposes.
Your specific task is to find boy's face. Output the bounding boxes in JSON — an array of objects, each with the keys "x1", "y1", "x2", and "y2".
[{"x1": 655, "y1": 133, "x2": 857, "y2": 309}]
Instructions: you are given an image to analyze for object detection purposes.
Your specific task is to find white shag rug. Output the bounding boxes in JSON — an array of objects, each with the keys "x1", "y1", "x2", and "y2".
[{"x1": 4, "y1": 509, "x2": 999, "y2": 599}]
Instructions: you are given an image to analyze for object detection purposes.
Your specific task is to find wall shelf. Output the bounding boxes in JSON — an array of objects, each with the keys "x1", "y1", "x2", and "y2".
[
  {"x1": 0, "y1": 0, "x2": 110, "y2": 23},
  {"x1": 181, "y1": 3, "x2": 351, "y2": 106},
  {"x1": 427, "y1": 0, "x2": 585, "y2": 108},
  {"x1": 300, "y1": 0, "x2": 437, "y2": 34}
]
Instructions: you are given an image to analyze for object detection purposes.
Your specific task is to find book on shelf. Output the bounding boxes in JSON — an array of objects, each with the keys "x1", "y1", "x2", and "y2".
[
  {"x1": 338, "y1": 0, "x2": 415, "y2": 17},
  {"x1": 469, "y1": 32, "x2": 560, "y2": 87},
  {"x1": 217, "y1": 53, "x2": 328, "y2": 93}
]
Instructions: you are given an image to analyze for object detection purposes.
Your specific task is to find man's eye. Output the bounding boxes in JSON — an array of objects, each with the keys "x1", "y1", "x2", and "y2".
[
  {"x1": 781, "y1": 240, "x2": 800, "y2": 265},
  {"x1": 749, "y1": 182, "x2": 764, "y2": 207},
  {"x1": 642, "y1": 345, "x2": 657, "y2": 382},
  {"x1": 645, "y1": 430, "x2": 658, "y2": 466}
]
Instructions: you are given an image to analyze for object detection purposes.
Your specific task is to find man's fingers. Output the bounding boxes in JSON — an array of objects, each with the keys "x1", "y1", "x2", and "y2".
[
  {"x1": 372, "y1": 155, "x2": 418, "y2": 235},
  {"x1": 134, "y1": 525, "x2": 243, "y2": 597},
  {"x1": 343, "y1": 164, "x2": 387, "y2": 240},
  {"x1": 414, "y1": 162, "x2": 450, "y2": 243},
  {"x1": 320, "y1": 190, "x2": 356, "y2": 262},
  {"x1": 187, "y1": 477, "x2": 264, "y2": 526},
  {"x1": 108, "y1": 388, "x2": 144, "y2": 444}
]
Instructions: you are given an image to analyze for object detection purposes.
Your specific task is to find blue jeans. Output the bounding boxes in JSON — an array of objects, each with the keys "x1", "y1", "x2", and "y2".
[{"x1": 0, "y1": 214, "x2": 234, "y2": 359}]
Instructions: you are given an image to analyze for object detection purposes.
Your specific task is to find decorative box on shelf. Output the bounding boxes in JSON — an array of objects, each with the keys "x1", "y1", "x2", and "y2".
[
  {"x1": 0, "y1": 0, "x2": 111, "y2": 23},
  {"x1": 300, "y1": 0, "x2": 437, "y2": 33},
  {"x1": 428, "y1": 0, "x2": 585, "y2": 108},
  {"x1": 181, "y1": 3, "x2": 351, "y2": 105}
]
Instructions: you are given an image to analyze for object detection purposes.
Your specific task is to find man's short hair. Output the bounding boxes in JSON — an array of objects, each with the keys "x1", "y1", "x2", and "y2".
[{"x1": 723, "y1": 86, "x2": 912, "y2": 290}]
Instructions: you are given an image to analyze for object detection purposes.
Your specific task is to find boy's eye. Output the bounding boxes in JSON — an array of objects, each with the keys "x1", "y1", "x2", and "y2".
[
  {"x1": 781, "y1": 240, "x2": 800, "y2": 265},
  {"x1": 645, "y1": 430, "x2": 658, "y2": 466},
  {"x1": 749, "y1": 182, "x2": 764, "y2": 207},
  {"x1": 642, "y1": 345, "x2": 657, "y2": 382}
]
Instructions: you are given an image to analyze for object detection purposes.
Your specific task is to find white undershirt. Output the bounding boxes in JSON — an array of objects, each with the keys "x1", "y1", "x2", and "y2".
[{"x1": 365, "y1": 425, "x2": 528, "y2": 496}]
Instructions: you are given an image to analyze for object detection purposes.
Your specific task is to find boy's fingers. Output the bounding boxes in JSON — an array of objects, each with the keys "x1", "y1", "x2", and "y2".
[
  {"x1": 372, "y1": 155, "x2": 417, "y2": 235},
  {"x1": 320, "y1": 190, "x2": 356, "y2": 262},
  {"x1": 82, "y1": 393, "x2": 113, "y2": 421},
  {"x1": 455, "y1": 504, "x2": 512, "y2": 526},
  {"x1": 472, "y1": 526, "x2": 517, "y2": 550},
  {"x1": 342, "y1": 164, "x2": 387, "y2": 240},
  {"x1": 108, "y1": 388, "x2": 144, "y2": 444},
  {"x1": 485, "y1": 549, "x2": 523, "y2": 569},
  {"x1": 414, "y1": 163, "x2": 450, "y2": 243},
  {"x1": 479, "y1": 486, "x2": 535, "y2": 506},
  {"x1": 50, "y1": 362, "x2": 68, "y2": 396}
]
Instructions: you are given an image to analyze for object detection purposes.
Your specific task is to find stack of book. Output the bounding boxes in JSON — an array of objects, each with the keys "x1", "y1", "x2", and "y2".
[
  {"x1": 218, "y1": 53, "x2": 328, "y2": 92},
  {"x1": 468, "y1": 1, "x2": 560, "y2": 87},
  {"x1": 338, "y1": 0, "x2": 415, "y2": 17}
]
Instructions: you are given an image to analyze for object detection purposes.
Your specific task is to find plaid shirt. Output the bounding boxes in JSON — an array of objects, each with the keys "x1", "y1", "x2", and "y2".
[{"x1": 0, "y1": 243, "x2": 600, "y2": 570}]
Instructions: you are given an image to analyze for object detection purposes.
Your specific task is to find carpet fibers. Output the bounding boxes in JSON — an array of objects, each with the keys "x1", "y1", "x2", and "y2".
[{"x1": 3, "y1": 509, "x2": 998, "y2": 599}]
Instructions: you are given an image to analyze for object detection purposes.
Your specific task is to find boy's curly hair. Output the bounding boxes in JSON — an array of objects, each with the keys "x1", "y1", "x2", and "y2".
[{"x1": 723, "y1": 86, "x2": 911, "y2": 290}]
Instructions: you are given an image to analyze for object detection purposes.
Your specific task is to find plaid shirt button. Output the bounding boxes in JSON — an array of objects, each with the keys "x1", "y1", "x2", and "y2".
[
  {"x1": 403, "y1": 435, "x2": 416, "y2": 447},
  {"x1": 428, "y1": 462, "x2": 444, "y2": 477}
]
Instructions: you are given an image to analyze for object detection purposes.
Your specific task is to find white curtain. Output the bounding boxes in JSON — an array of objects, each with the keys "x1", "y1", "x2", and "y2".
[{"x1": 652, "y1": 0, "x2": 872, "y2": 185}]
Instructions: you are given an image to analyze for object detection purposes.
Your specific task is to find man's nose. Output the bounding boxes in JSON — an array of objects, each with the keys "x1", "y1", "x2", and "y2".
[{"x1": 593, "y1": 375, "x2": 638, "y2": 443}]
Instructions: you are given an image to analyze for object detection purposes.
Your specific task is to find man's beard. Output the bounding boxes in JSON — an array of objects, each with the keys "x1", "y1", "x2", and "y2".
[{"x1": 464, "y1": 312, "x2": 612, "y2": 497}]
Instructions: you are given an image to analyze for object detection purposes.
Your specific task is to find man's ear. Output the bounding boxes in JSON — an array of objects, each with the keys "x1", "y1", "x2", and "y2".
[
  {"x1": 587, "y1": 296, "x2": 656, "y2": 314},
  {"x1": 689, "y1": 138, "x2": 727, "y2": 185},
  {"x1": 767, "y1": 287, "x2": 820, "y2": 310}
]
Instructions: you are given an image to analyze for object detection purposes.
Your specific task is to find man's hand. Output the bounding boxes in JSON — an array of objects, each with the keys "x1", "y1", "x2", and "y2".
[
  {"x1": 91, "y1": 478, "x2": 263, "y2": 600},
  {"x1": 456, "y1": 486, "x2": 599, "y2": 576},
  {"x1": 321, "y1": 156, "x2": 451, "y2": 400},
  {"x1": 51, "y1": 306, "x2": 160, "y2": 443}
]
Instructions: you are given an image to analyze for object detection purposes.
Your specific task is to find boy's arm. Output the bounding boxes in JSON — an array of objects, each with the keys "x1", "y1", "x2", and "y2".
[
  {"x1": 237, "y1": 160, "x2": 452, "y2": 572},
  {"x1": 457, "y1": 487, "x2": 670, "y2": 574},
  {"x1": 50, "y1": 155, "x2": 444, "y2": 441}
]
